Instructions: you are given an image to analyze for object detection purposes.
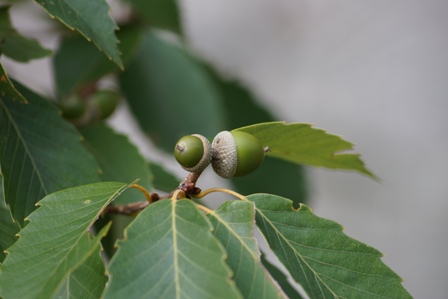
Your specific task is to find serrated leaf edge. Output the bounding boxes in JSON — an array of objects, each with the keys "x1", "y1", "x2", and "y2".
[
  {"x1": 35, "y1": 0, "x2": 123, "y2": 69},
  {"x1": 250, "y1": 193, "x2": 407, "y2": 298},
  {"x1": 235, "y1": 121, "x2": 379, "y2": 180},
  {"x1": 207, "y1": 201, "x2": 288, "y2": 299},
  {"x1": 105, "y1": 198, "x2": 241, "y2": 298},
  {"x1": 50, "y1": 222, "x2": 112, "y2": 298},
  {"x1": 0, "y1": 63, "x2": 28, "y2": 103}
]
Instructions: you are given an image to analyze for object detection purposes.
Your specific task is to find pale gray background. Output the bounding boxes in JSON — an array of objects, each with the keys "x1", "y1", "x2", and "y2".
[{"x1": 4, "y1": 1, "x2": 448, "y2": 298}]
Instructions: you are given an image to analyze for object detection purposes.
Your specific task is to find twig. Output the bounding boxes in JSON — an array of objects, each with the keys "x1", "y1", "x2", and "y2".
[
  {"x1": 103, "y1": 171, "x2": 203, "y2": 216},
  {"x1": 104, "y1": 201, "x2": 149, "y2": 215}
]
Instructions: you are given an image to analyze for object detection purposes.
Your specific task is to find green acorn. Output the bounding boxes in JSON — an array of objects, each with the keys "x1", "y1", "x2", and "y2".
[
  {"x1": 174, "y1": 131, "x2": 266, "y2": 178},
  {"x1": 174, "y1": 134, "x2": 213, "y2": 173},
  {"x1": 211, "y1": 131, "x2": 265, "y2": 178}
]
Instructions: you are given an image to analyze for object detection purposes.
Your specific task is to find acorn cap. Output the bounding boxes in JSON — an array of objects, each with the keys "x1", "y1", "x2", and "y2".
[
  {"x1": 211, "y1": 131, "x2": 238, "y2": 178},
  {"x1": 174, "y1": 134, "x2": 212, "y2": 173}
]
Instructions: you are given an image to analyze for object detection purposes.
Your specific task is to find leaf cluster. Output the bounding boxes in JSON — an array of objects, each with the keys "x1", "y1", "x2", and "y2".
[{"x1": 0, "y1": 1, "x2": 411, "y2": 298}]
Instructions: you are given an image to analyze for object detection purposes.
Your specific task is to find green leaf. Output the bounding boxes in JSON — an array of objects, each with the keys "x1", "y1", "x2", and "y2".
[
  {"x1": 80, "y1": 123, "x2": 153, "y2": 204},
  {"x1": 261, "y1": 254, "x2": 304, "y2": 299},
  {"x1": 207, "y1": 200, "x2": 286, "y2": 299},
  {"x1": 0, "y1": 80, "x2": 101, "y2": 226},
  {"x1": 247, "y1": 194, "x2": 412, "y2": 298},
  {"x1": 103, "y1": 198, "x2": 242, "y2": 299},
  {"x1": 0, "y1": 5, "x2": 51, "y2": 62},
  {"x1": 0, "y1": 62, "x2": 27, "y2": 103},
  {"x1": 125, "y1": 0, "x2": 181, "y2": 33},
  {"x1": 0, "y1": 182, "x2": 20, "y2": 263},
  {"x1": 208, "y1": 69, "x2": 308, "y2": 204},
  {"x1": 35, "y1": 0, "x2": 123, "y2": 68},
  {"x1": 119, "y1": 30, "x2": 225, "y2": 152},
  {"x1": 54, "y1": 247, "x2": 108, "y2": 299},
  {"x1": 54, "y1": 26, "x2": 142, "y2": 97},
  {"x1": 148, "y1": 162, "x2": 180, "y2": 192},
  {"x1": 232, "y1": 157, "x2": 308, "y2": 208},
  {"x1": 0, "y1": 182, "x2": 129, "y2": 299},
  {"x1": 235, "y1": 121, "x2": 377, "y2": 179}
]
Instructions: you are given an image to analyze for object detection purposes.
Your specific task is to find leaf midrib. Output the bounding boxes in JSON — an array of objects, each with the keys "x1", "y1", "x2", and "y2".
[
  {"x1": 209, "y1": 210, "x2": 259, "y2": 260},
  {"x1": 254, "y1": 205, "x2": 338, "y2": 298},
  {"x1": 29, "y1": 186, "x2": 124, "y2": 298},
  {"x1": 0, "y1": 99, "x2": 48, "y2": 194},
  {"x1": 171, "y1": 198, "x2": 181, "y2": 299}
]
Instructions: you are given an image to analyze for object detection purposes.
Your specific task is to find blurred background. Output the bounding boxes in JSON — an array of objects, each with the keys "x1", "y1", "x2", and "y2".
[{"x1": 4, "y1": 0, "x2": 448, "y2": 298}]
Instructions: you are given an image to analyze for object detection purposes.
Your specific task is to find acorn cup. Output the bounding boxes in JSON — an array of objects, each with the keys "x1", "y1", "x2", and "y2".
[{"x1": 174, "y1": 131, "x2": 265, "y2": 178}]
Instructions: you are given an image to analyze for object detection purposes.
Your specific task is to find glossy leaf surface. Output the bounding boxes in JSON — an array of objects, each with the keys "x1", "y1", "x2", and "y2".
[
  {"x1": 248, "y1": 193, "x2": 412, "y2": 298},
  {"x1": 207, "y1": 200, "x2": 285, "y2": 299},
  {"x1": 54, "y1": 248, "x2": 108, "y2": 299},
  {"x1": 35, "y1": 0, "x2": 123, "y2": 68},
  {"x1": 80, "y1": 123, "x2": 153, "y2": 204},
  {"x1": 236, "y1": 122, "x2": 377, "y2": 179},
  {"x1": 261, "y1": 254, "x2": 304, "y2": 299},
  {"x1": 0, "y1": 182, "x2": 129, "y2": 299},
  {"x1": 0, "y1": 81, "x2": 101, "y2": 226},
  {"x1": 103, "y1": 198, "x2": 242, "y2": 299}
]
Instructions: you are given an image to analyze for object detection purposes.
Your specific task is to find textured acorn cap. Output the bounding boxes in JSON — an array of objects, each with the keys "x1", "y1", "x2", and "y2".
[
  {"x1": 175, "y1": 134, "x2": 212, "y2": 173},
  {"x1": 211, "y1": 131, "x2": 238, "y2": 178}
]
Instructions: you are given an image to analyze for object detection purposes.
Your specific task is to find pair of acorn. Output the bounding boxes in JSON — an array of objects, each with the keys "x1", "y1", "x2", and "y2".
[{"x1": 174, "y1": 131, "x2": 267, "y2": 178}]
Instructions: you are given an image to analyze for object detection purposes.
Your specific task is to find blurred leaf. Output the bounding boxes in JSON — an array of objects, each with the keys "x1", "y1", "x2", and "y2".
[
  {"x1": 208, "y1": 69, "x2": 308, "y2": 204},
  {"x1": 0, "y1": 62, "x2": 27, "y2": 103},
  {"x1": 0, "y1": 182, "x2": 130, "y2": 299},
  {"x1": 125, "y1": 0, "x2": 181, "y2": 33},
  {"x1": 119, "y1": 30, "x2": 225, "y2": 152},
  {"x1": 0, "y1": 80, "x2": 101, "y2": 226},
  {"x1": 248, "y1": 194, "x2": 412, "y2": 299},
  {"x1": 55, "y1": 247, "x2": 108, "y2": 299},
  {"x1": 80, "y1": 123, "x2": 153, "y2": 204},
  {"x1": 103, "y1": 198, "x2": 242, "y2": 298},
  {"x1": 207, "y1": 200, "x2": 285, "y2": 299},
  {"x1": 261, "y1": 254, "x2": 303, "y2": 299},
  {"x1": 0, "y1": 5, "x2": 51, "y2": 62},
  {"x1": 206, "y1": 70, "x2": 271, "y2": 128},
  {"x1": 35, "y1": 0, "x2": 123, "y2": 68},
  {"x1": 148, "y1": 162, "x2": 180, "y2": 192},
  {"x1": 236, "y1": 121, "x2": 377, "y2": 179},
  {"x1": 54, "y1": 26, "x2": 142, "y2": 97},
  {"x1": 0, "y1": 182, "x2": 20, "y2": 263}
]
